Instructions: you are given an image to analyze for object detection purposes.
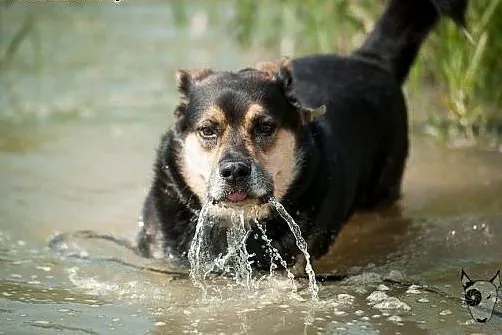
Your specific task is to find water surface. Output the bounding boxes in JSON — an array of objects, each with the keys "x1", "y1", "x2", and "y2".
[{"x1": 1, "y1": 2, "x2": 501, "y2": 334}]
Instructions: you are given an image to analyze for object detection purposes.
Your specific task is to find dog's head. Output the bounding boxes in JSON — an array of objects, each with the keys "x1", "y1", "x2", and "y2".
[
  {"x1": 171, "y1": 58, "x2": 324, "y2": 218},
  {"x1": 461, "y1": 269, "x2": 500, "y2": 323}
]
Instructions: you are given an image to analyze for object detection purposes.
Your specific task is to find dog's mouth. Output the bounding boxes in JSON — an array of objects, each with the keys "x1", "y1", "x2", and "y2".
[
  {"x1": 207, "y1": 163, "x2": 275, "y2": 209},
  {"x1": 211, "y1": 190, "x2": 272, "y2": 207},
  {"x1": 226, "y1": 191, "x2": 248, "y2": 203},
  {"x1": 207, "y1": 187, "x2": 274, "y2": 219}
]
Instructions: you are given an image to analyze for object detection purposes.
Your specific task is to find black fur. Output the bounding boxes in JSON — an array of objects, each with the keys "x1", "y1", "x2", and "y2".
[{"x1": 137, "y1": 0, "x2": 468, "y2": 268}]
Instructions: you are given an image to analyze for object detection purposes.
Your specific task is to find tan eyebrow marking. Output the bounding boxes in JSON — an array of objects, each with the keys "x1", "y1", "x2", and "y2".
[
  {"x1": 201, "y1": 105, "x2": 227, "y2": 125},
  {"x1": 243, "y1": 103, "x2": 266, "y2": 130}
]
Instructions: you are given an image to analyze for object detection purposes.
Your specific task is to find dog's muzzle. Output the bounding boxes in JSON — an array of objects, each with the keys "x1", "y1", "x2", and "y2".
[
  {"x1": 208, "y1": 159, "x2": 273, "y2": 206},
  {"x1": 219, "y1": 160, "x2": 251, "y2": 202}
]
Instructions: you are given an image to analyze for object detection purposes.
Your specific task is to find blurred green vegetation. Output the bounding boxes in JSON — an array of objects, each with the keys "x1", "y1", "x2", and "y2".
[
  {"x1": 227, "y1": 0, "x2": 502, "y2": 143},
  {"x1": 2, "y1": 0, "x2": 501, "y2": 144},
  {"x1": 427, "y1": 0, "x2": 502, "y2": 142},
  {"x1": 0, "y1": 1, "x2": 38, "y2": 72}
]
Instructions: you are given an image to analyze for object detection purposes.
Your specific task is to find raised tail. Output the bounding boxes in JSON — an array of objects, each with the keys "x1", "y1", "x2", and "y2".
[{"x1": 355, "y1": 0, "x2": 468, "y2": 85}]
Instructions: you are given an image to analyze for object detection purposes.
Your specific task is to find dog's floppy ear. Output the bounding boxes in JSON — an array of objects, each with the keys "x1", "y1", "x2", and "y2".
[
  {"x1": 461, "y1": 268, "x2": 473, "y2": 289},
  {"x1": 489, "y1": 270, "x2": 500, "y2": 290},
  {"x1": 174, "y1": 68, "x2": 214, "y2": 118},
  {"x1": 255, "y1": 57, "x2": 293, "y2": 94},
  {"x1": 176, "y1": 68, "x2": 213, "y2": 96},
  {"x1": 276, "y1": 57, "x2": 293, "y2": 94},
  {"x1": 257, "y1": 57, "x2": 322, "y2": 125}
]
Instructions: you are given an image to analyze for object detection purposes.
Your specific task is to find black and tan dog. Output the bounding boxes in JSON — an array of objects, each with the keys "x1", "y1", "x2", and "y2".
[{"x1": 137, "y1": 0, "x2": 468, "y2": 269}]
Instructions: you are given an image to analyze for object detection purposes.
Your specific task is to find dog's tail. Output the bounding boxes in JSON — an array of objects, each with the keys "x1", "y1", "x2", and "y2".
[{"x1": 355, "y1": 0, "x2": 468, "y2": 85}]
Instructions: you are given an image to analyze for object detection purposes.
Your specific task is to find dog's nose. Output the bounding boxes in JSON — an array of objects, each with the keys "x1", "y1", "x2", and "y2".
[{"x1": 219, "y1": 161, "x2": 251, "y2": 182}]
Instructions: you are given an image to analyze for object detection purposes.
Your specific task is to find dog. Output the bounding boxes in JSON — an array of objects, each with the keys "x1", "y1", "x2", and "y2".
[
  {"x1": 136, "y1": 0, "x2": 468, "y2": 270},
  {"x1": 461, "y1": 269, "x2": 500, "y2": 323}
]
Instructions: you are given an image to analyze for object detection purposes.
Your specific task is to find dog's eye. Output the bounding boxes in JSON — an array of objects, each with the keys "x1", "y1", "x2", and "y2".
[
  {"x1": 198, "y1": 126, "x2": 218, "y2": 139},
  {"x1": 255, "y1": 121, "x2": 276, "y2": 137}
]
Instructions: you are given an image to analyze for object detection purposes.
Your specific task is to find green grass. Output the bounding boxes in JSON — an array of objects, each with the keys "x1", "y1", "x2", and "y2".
[{"x1": 421, "y1": 0, "x2": 502, "y2": 144}]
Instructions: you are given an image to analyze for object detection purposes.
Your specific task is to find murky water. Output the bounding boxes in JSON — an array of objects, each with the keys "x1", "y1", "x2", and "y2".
[{"x1": 1, "y1": 2, "x2": 502, "y2": 334}]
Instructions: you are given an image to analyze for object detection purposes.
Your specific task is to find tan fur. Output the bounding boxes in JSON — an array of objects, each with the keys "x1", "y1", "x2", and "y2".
[
  {"x1": 255, "y1": 57, "x2": 292, "y2": 80},
  {"x1": 242, "y1": 104, "x2": 264, "y2": 158},
  {"x1": 179, "y1": 105, "x2": 228, "y2": 201},
  {"x1": 243, "y1": 103, "x2": 265, "y2": 130},
  {"x1": 257, "y1": 129, "x2": 298, "y2": 199},
  {"x1": 179, "y1": 134, "x2": 214, "y2": 201},
  {"x1": 254, "y1": 61, "x2": 281, "y2": 79},
  {"x1": 204, "y1": 105, "x2": 227, "y2": 126}
]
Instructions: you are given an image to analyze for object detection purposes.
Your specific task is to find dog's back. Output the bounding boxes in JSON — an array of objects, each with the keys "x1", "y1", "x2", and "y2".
[{"x1": 290, "y1": 0, "x2": 468, "y2": 209}]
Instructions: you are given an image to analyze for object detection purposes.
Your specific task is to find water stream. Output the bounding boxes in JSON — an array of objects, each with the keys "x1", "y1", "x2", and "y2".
[
  {"x1": 217, "y1": 210, "x2": 253, "y2": 286},
  {"x1": 188, "y1": 206, "x2": 254, "y2": 292},
  {"x1": 255, "y1": 218, "x2": 297, "y2": 290},
  {"x1": 187, "y1": 199, "x2": 319, "y2": 300},
  {"x1": 268, "y1": 197, "x2": 320, "y2": 300},
  {"x1": 187, "y1": 203, "x2": 212, "y2": 288}
]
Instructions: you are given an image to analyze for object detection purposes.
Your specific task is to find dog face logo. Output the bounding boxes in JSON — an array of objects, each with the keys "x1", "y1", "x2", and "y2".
[
  {"x1": 172, "y1": 59, "x2": 324, "y2": 218},
  {"x1": 461, "y1": 269, "x2": 500, "y2": 323}
]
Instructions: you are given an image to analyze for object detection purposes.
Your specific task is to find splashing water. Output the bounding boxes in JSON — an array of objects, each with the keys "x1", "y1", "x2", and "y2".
[
  {"x1": 254, "y1": 219, "x2": 296, "y2": 290},
  {"x1": 223, "y1": 211, "x2": 253, "y2": 287},
  {"x1": 211, "y1": 211, "x2": 253, "y2": 287},
  {"x1": 187, "y1": 203, "x2": 213, "y2": 287},
  {"x1": 188, "y1": 206, "x2": 254, "y2": 290},
  {"x1": 268, "y1": 197, "x2": 319, "y2": 300},
  {"x1": 188, "y1": 199, "x2": 319, "y2": 301}
]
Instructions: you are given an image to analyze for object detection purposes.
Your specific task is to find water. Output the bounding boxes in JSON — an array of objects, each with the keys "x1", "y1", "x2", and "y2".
[
  {"x1": 227, "y1": 211, "x2": 253, "y2": 288},
  {"x1": 224, "y1": 210, "x2": 253, "y2": 286},
  {"x1": 255, "y1": 219, "x2": 297, "y2": 289},
  {"x1": 188, "y1": 207, "x2": 253, "y2": 290},
  {"x1": 188, "y1": 204, "x2": 305, "y2": 295},
  {"x1": 2, "y1": 2, "x2": 502, "y2": 334},
  {"x1": 269, "y1": 197, "x2": 320, "y2": 300},
  {"x1": 187, "y1": 202, "x2": 213, "y2": 286}
]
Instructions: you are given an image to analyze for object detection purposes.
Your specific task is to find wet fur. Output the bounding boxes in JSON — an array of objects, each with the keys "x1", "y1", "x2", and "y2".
[{"x1": 137, "y1": 0, "x2": 468, "y2": 268}]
